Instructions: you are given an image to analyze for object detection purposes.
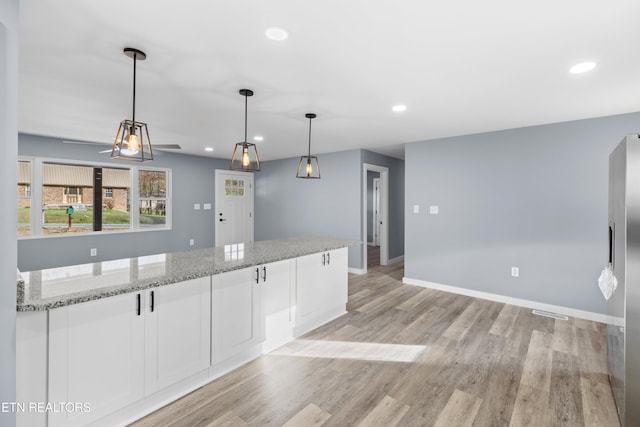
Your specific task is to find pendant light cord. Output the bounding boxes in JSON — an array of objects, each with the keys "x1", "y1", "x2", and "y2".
[
  {"x1": 308, "y1": 116, "x2": 312, "y2": 157},
  {"x1": 131, "y1": 51, "x2": 137, "y2": 124},
  {"x1": 244, "y1": 93, "x2": 248, "y2": 143}
]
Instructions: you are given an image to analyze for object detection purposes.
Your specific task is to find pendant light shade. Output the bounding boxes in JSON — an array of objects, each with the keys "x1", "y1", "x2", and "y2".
[
  {"x1": 230, "y1": 89, "x2": 260, "y2": 172},
  {"x1": 112, "y1": 48, "x2": 153, "y2": 162},
  {"x1": 296, "y1": 113, "x2": 320, "y2": 179}
]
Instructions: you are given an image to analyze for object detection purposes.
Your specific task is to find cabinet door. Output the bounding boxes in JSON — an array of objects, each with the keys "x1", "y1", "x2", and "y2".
[
  {"x1": 212, "y1": 267, "x2": 261, "y2": 364},
  {"x1": 261, "y1": 259, "x2": 294, "y2": 352},
  {"x1": 145, "y1": 277, "x2": 211, "y2": 394},
  {"x1": 296, "y1": 252, "x2": 326, "y2": 323},
  {"x1": 324, "y1": 248, "x2": 349, "y2": 308},
  {"x1": 49, "y1": 293, "x2": 144, "y2": 427}
]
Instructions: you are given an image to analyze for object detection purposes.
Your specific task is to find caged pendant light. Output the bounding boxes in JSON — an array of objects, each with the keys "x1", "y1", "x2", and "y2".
[
  {"x1": 230, "y1": 89, "x2": 260, "y2": 172},
  {"x1": 296, "y1": 113, "x2": 320, "y2": 179},
  {"x1": 112, "y1": 48, "x2": 153, "y2": 162}
]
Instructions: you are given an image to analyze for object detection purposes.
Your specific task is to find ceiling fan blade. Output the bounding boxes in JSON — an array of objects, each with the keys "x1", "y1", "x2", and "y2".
[{"x1": 62, "y1": 139, "x2": 109, "y2": 146}]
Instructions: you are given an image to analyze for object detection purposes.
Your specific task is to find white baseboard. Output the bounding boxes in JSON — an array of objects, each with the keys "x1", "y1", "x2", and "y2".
[
  {"x1": 402, "y1": 277, "x2": 608, "y2": 324},
  {"x1": 349, "y1": 267, "x2": 366, "y2": 275},
  {"x1": 387, "y1": 255, "x2": 404, "y2": 265}
]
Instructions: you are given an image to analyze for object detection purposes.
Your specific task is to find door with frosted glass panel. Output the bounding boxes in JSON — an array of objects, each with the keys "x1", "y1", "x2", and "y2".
[{"x1": 215, "y1": 170, "x2": 254, "y2": 246}]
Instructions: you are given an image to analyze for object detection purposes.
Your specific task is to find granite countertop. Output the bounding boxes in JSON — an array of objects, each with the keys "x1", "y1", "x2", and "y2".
[{"x1": 17, "y1": 237, "x2": 359, "y2": 312}]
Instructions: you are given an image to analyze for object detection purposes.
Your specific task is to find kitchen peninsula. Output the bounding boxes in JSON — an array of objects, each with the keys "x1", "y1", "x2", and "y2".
[{"x1": 16, "y1": 236, "x2": 358, "y2": 427}]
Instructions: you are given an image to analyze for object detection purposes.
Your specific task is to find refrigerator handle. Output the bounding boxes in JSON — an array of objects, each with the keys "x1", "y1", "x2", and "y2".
[{"x1": 609, "y1": 224, "x2": 614, "y2": 267}]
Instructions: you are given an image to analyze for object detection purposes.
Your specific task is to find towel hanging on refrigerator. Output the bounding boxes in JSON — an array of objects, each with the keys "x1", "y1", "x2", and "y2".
[{"x1": 597, "y1": 265, "x2": 618, "y2": 300}]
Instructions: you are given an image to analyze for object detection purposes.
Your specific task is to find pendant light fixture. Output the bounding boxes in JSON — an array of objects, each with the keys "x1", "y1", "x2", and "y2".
[
  {"x1": 230, "y1": 89, "x2": 260, "y2": 172},
  {"x1": 111, "y1": 47, "x2": 153, "y2": 162},
  {"x1": 296, "y1": 113, "x2": 320, "y2": 179}
]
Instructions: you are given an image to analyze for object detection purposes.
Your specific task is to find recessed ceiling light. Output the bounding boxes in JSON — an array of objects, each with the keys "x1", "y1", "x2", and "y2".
[
  {"x1": 392, "y1": 105, "x2": 407, "y2": 112},
  {"x1": 205, "y1": 147, "x2": 214, "y2": 152},
  {"x1": 569, "y1": 61, "x2": 597, "y2": 74},
  {"x1": 253, "y1": 135, "x2": 264, "y2": 142},
  {"x1": 265, "y1": 27, "x2": 289, "y2": 41}
]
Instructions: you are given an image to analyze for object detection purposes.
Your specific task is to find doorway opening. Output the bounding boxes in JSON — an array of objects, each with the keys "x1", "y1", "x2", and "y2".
[{"x1": 362, "y1": 163, "x2": 389, "y2": 273}]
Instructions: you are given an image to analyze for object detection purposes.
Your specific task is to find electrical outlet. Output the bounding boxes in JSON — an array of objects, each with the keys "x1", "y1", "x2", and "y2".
[
  {"x1": 429, "y1": 206, "x2": 439, "y2": 215},
  {"x1": 511, "y1": 266, "x2": 519, "y2": 277},
  {"x1": 90, "y1": 248, "x2": 97, "y2": 256},
  {"x1": 189, "y1": 239, "x2": 195, "y2": 246}
]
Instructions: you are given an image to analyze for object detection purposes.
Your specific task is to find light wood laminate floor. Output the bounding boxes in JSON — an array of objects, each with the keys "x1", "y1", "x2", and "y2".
[{"x1": 131, "y1": 262, "x2": 619, "y2": 427}]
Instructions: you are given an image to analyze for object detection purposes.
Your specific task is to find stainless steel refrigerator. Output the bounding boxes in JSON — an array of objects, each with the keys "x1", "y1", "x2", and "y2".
[{"x1": 608, "y1": 134, "x2": 640, "y2": 426}]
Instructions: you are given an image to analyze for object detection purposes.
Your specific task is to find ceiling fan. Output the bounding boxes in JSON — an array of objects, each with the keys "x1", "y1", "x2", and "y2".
[{"x1": 62, "y1": 139, "x2": 182, "y2": 154}]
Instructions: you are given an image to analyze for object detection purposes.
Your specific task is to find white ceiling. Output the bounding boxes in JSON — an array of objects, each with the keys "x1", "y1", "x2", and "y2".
[{"x1": 18, "y1": 0, "x2": 640, "y2": 161}]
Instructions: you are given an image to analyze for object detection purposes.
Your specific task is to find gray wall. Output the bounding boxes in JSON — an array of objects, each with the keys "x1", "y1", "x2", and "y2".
[
  {"x1": 1, "y1": 1, "x2": 18, "y2": 424},
  {"x1": 254, "y1": 149, "x2": 405, "y2": 270},
  {"x1": 362, "y1": 150, "x2": 405, "y2": 261},
  {"x1": 405, "y1": 112, "x2": 640, "y2": 314},
  {"x1": 254, "y1": 150, "x2": 363, "y2": 269},
  {"x1": 18, "y1": 134, "x2": 228, "y2": 271},
  {"x1": 17, "y1": 136, "x2": 407, "y2": 273}
]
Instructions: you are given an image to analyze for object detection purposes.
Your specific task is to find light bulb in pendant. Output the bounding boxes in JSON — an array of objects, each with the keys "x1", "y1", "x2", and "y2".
[
  {"x1": 306, "y1": 161, "x2": 313, "y2": 176},
  {"x1": 127, "y1": 132, "x2": 140, "y2": 154},
  {"x1": 242, "y1": 147, "x2": 251, "y2": 167}
]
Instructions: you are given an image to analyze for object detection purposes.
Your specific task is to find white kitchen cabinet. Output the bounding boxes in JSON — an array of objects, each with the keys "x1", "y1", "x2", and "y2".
[
  {"x1": 260, "y1": 259, "x2": 295, "y2": 352},
  {"x1": 295, "y1": 247, "x2": 348, "y2": 335},
  {"x1": 48, "y1": 292, "x2": 145, "y2": 427},
  {"x1": 144, "y1": 277, "x2": 211, "y2": 394},
  {"x1": 211, "y1": 267, "x2": 262, "y2": 365},
  {"x1": 48, "y1": 277, "x2": 211, "y2": 427}
]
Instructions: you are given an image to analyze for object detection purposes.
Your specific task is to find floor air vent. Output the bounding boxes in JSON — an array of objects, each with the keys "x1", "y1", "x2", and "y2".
[{"x1": 532, "y1": 309, "x2": 569, "y2": 321}]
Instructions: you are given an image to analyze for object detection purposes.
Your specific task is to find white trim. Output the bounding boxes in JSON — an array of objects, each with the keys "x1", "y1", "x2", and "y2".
[
  {"x1": 388, "y1": 255, "x2": 404, "y2": 265},
  {"x1": 372, "y1": 177, "x2": 381, "y2": 246},
  {"x1": 362, "y1": 163, "x2": 389, "y2": 274},
  {"x1": 348, "y1": 267, "x2": 365, "y2": 275},
  {"x1": 402, "y1": 277, "x2": 608, "y2": 324}
]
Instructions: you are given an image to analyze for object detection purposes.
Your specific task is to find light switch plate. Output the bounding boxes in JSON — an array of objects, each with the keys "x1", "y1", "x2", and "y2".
[
  {"x1": 413, "y1": 205, "x2": 420, "y2": 214},
  {"x1": 194, "y1": 203, "x2": 201, "y2": 210},
  {"x1": 203, "y1": 203, "x2": 212, "y2": 210},
  {"x1": 429, "y1": 206, "x2": 439, "y2": 215}
]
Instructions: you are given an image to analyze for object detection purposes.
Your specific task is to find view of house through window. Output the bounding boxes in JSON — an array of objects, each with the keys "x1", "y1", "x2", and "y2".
[
  {"x1": 139, "y1": 169, "x2": 167, "y2": 227},
  {"x1": 17, "y1": 160, "x2": 170, "y2": 237},
  {"x1": 40, "y1": 163, "x2": 132, "y2": 234}
]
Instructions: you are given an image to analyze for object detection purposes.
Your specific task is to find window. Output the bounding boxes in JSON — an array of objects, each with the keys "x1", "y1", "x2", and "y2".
[
  {"x1": 224, "y1": 178, "x2": 245, "y2": 196},
  {"x1": 17, "y1": 159, "x2": 171, "y2": 238},
  {"x1": 139, "y1": 169, "x2": 167, "y2": 227},
  {"x1": 17, "y1": 161, "x2": 32, "y2": 236}
]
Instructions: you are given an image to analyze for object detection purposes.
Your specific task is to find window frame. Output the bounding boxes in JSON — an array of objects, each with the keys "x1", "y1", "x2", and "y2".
[{"x1": 17, "y1": 156, "x2": 172, "y2": 239}]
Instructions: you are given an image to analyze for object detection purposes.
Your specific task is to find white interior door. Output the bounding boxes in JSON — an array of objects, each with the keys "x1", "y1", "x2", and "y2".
[
  {"x1": 373, "y1": 178, "x2": 381, "y2": 246},
  {"x1": 215, "y1": 170, "x2": 254, "y2": 246}
]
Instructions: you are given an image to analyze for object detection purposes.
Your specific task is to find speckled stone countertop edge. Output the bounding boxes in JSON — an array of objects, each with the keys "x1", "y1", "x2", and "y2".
[
  {"x1": 16, "y1": 270, "x2": 214, "y2": 312},
  {"x1": 17, "y1": 237, "x2": 360, "y2": 312}
]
